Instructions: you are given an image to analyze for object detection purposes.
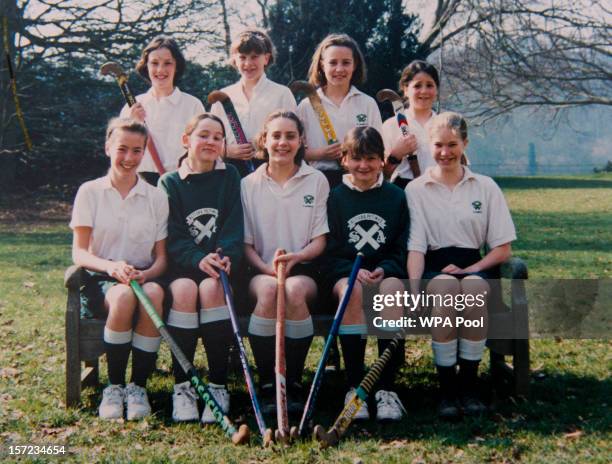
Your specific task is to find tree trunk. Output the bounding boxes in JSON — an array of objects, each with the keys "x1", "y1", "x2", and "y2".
[{"x1": 1, "y1": 0, "x2": 18, "y2": 191}]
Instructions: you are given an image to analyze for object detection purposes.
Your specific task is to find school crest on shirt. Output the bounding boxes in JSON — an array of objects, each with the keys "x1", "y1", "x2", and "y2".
[
  {"x1": 347, "y1": 213, "x2": 387, "y2": 250},
  {"x1": 355, "y1": 113, "x2": 368, "y2": 126},
  {"x1": 186, "y1": 208, "x2": 219, "y2": 244},
  {"x1": 303, "y1": 194, "x2": 315, "y2": 207},
  {"x1": 471, "y1": 201, "x2": 483, "y2": 214}
]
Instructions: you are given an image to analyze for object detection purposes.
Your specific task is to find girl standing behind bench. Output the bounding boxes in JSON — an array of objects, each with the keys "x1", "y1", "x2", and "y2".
[{"x1": 71, "y1": 118, "x2": 168, "y2": 420}]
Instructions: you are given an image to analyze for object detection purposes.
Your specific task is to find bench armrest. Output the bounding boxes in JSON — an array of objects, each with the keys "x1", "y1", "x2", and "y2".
[
  {"x1": 65, "y1": 265, "x2": 86, "y2": 289},
  {"x1": 500, "y1": 257, "x2": 528, "y2": 280}
]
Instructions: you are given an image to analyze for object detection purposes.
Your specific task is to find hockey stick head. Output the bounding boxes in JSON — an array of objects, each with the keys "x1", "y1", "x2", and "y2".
[
  {"x1": 313, "y1": 424, "x2": 339, "y2": 448},
  {"x1": 100, "y1": 61, "x2": 127, "y2": 79},
  {"x1": 231, "y1": 424, "x2": 251, "y2": 445},
  {"x1": 207, "y1": 90, "x2": 230, "y2": 105},
  {"x1": 289, "y1": 80, "x2": 317, "y2": 97},
  {"x1": 375, "y1": 88, "x2": 402, "y2": 104}
]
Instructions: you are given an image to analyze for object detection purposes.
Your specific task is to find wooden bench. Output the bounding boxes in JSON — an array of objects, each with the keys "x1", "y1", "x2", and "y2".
[{"x1": 64, "y1": 257, "x2": 529, "y2": 407}]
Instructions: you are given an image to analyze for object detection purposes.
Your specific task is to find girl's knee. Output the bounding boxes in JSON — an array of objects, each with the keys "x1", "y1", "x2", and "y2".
[
  {"x1": 170, "y1": 278, "x2": 198, "y2": 310},
  {"x1": 380, "y1": 277, "x2": 404, "y2": 294},
  {"x1": 143, "y1": 282, "x2": 164, "y2": 303}
]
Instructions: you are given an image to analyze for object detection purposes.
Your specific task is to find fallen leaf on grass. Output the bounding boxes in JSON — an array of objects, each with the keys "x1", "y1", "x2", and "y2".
[
  {"x1": 1, "y1": 319, "x2": 13, "y2": 326},
  {"x1": 23, "y1": 281, "x2": 35, "y2": 288},
  {"x1": 380, "y1": 440, "x2": 408, "y2": 449},
  {"x1": 411, "y1": 458, "x2": 426, "y2": 464},
  {"x1": 0, "y1": 367, "x2": 20, "y2": 378},
  {"x1": 563, "y1": 430, "x2": 583, "y2": 440}
]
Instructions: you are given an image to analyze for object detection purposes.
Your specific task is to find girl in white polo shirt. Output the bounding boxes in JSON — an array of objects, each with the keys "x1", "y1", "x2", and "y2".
[
  {"x1": 71, "y1": 118, "x2": 168, "y2": 421},
  {"x1": 241, "y1": 110, "x2": 329, "y2": 414},
  {"x1": 407, "y1": 112, "x2": 516, "y2": 420},
  {"x1": 297, "y1": 33, "x2": 383, "y2": 189},
  {"x1": 121, "y1": 36, "x2": 205, "y2": 185},
  {"x1": 211, "y1": 28, "x2": 297, "y2": 177},
  {"x1": 382, "y1": 60, "x2": 439, "y2": 190}
]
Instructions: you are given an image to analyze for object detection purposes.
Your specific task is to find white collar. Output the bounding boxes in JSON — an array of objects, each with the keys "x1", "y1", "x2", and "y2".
[
  {"x1": 342, "y1": 173, "x2": 384, "y2": 191},
  {"x1": 178, "y1": 158, "x2": 226, "y2": 179}
]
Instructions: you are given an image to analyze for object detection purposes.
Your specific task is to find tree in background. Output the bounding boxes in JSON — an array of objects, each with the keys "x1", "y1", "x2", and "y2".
[
  {"x1": 266, "y1": 0, "x2": 419, "y2": 107},
  {"x1": 416, "y1": 0, "x2": 611, "y2": 123},
  {"x1": 1, "y1": 0, "x2": 230, "y2": 190}
]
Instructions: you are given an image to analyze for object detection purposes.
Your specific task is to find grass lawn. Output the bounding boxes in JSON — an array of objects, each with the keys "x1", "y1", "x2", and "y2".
[{"x1": 0, "y1": 174, "x2": 610, "y2": 463}]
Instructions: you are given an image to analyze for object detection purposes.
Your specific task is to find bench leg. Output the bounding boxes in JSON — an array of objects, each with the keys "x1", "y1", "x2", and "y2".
[
  {"x1": 65, "y1": 307, "x2": 81, "y2": 408},
  {"x1": 513, "y1": 339, "x2": 530, "y2": 397}
]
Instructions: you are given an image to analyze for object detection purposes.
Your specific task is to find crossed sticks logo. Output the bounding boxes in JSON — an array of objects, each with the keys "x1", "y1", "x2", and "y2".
[
  {"x1": 471, "y1": 200, "x2": 483, "y2": 213},
  {"x1": 356, "y1": 113, "x2": 367, "y2": 126},
  {"x1": 303, "y1": 194, "x2": 315, "y2": 207},
  {"x1": 347, "y1": 213, "x2": 387, "y2": 250},
  {"x1": 186, "y1": 208, "x2": 219, "y2": 244}
]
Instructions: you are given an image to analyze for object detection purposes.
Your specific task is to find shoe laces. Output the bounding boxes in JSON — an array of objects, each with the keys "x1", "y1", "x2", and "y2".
[
  {"x1": 126, "y1": 384, "x2": 146, "y2": 403},
  {"x1": 377, "y1": 390, "x2": 407, "y2": 415},
  {"x1": 176, "y1": 382, "x2": 197, "y2": 402},
  {"x1": 104, "y1": 385, "x2": 124, "y2": 403}
]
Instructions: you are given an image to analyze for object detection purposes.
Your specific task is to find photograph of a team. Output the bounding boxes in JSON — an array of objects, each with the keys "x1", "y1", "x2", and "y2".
[{"x1": 72, "y1": 28, "x2": 516, "y2": 446}]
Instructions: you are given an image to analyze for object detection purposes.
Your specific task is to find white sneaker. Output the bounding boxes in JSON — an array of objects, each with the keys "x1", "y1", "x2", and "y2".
[
  {"x1": 344, "y1": 388, "x2": 370, "y2": 421},
  {"x1": 125, "y1": 383, "x2": 151, "y2": 420},
  {"x1": 99, "y1": 384, "x2": 124, "y2": 419},
  {"x1": 375, "y1": 390, "x2": 406, "y2": 422},
  {"x1": 172, "y1": 381, "x2": 199, "y2": 422},
  {"x1": 201, "y1": 384, "x2": 230, "y2": 424}
]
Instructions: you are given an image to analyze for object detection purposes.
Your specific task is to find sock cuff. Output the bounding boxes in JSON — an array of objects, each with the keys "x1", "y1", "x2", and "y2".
[
  {"x1": 104, "y1": 327, "x2": 132, "y2": 345},
  {"x1": 286, "y1": 317, "x2": 314, "y2": 339},
  {"x1": 338, "y1": 323, "x2": 367, "y2": 335},
  {"x1": 167, "y1": 309, "x2": 199, "y2": 329},
  {"x1": 248, "y1": 314, "x2": 276, "y2": 337},
  {"x1": 432, "y1": 339, "x2": 458, "y2": 367},
  {"x1": 200, "y1": 305, "x2": 230, "y2": 324},
  {"x1": 132, "y1": 332, "x2": 162, "y2": 353},
  {"x1": 458, "y1": 338, "x2": 486, "y2": 361}
]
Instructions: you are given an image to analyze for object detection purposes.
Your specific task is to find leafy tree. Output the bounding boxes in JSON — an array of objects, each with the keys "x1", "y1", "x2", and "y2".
[{"x1": 267, "y1": 0, "x2": 419, "y2": 105}]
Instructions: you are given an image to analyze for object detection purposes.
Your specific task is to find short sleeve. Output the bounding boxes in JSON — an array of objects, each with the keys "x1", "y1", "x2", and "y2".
[
  {"x1": 281, "y1": 88, "x2": 298, "y2": 112},
  {"x1": 406, "y1": 187, "x2": 428, "y2": 253},
  {"x1": 367, "y1": 97, "x2": 383, "y2": 134},
  {"x1": 70, "y1": 184, "x2": 95, "y2": 230},
  {"x1": 240, "y1": 179, "x2": 255, "y2": 245},
  {"x1": 485, "y1": 179, "x2": 517, "y2": 248},
  {"x1": 310, "y1": 174, "x2": 330, "y2": 239},
  {"x1": 153, "y1": 189, "x2": 169, "y2": 242}
]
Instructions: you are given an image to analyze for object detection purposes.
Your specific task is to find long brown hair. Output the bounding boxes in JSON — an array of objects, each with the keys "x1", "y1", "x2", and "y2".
[
  {"x1": 255, "y1": 111, "x2": 306, "y2": 166},
  {"x1": 307, "y1": 34, "x2": 366, "y2": 88}
]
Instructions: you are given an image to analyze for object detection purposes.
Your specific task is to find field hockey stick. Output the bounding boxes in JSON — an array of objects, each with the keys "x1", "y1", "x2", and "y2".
[
  {"x1": 100, "y1": 62, "x2": 166, "y2": 175},
  {"x1": 129, "y1": 281, "x2": 249, "y2": 445},
  {"x1": 289, "y1": 81, "x2": 338, "y2": 145},
  {"x1": 297, "y1": 252, "x2": 364, "y2": 436},
  {"x1": 313, "y1": 330, "x2": 406, "y2": 448},
  {"x1": 273, "y1": 250, "x2": 298, "y2": 443},
  {"x1": 207, "y1": 90, "x2": 255, "y2": 174},
  {"x1": 376, "y1": 89, "x2": 421, "y2": 177},
  {"x1": 216, "y1": 249, "x2": 273, "y2": 447}
]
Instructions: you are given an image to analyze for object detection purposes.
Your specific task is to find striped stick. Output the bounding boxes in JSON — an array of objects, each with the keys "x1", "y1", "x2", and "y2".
[
  {"x1": 313, "y1": 333, "x2": 405, "y2": 447},
  {"x1": 130, "y1": 281, "x2": 249, "y2": 445},
  {"x1": 216, "y1": 249, "x2": 273, "y2": 446}
]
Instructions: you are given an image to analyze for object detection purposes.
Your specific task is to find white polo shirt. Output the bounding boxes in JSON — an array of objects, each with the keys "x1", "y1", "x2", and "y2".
[
  {"x1": 241, "y1": 162, "x2": 329, "y2": 265},
  {"x1": 120, "y1": 87, "x2": 205, "y2": 173},
  {"x1": 70, "y1": 175, "x2": 169, "y2": 269},
  {"x1": 210, "y1": 74, "x2": 297, "y2": 145},
  {"x1": 406, "y1": 167, "x2": 516, "y2": 253},
  {"x1": 382, "y1": 111, "x2": 436, "y2": 182},
  {"x1": 296, "y1": 86, "x2": 383, "y2": 171}
]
